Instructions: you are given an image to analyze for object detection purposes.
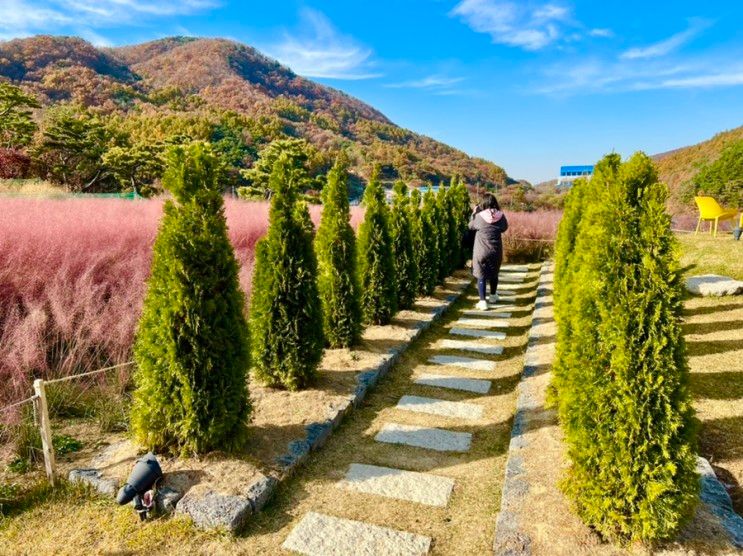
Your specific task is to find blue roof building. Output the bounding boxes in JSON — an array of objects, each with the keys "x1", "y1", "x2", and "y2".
[{"x1": 557, "y1": 165, "x2": 593, "y2": 187}]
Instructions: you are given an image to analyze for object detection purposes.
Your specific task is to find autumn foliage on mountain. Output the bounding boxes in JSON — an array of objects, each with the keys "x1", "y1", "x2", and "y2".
[{"x1": 0, "y1": 35, "x2": 510, "y2": 193}]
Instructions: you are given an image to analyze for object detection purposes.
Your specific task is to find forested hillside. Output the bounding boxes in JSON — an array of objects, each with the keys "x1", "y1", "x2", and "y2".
[
  {"x1": 653, "y1": 125, "x2": 743, "y2": 210},
  {"x1": 0, "y1": 35, "x2": 509, "y2": 195}
]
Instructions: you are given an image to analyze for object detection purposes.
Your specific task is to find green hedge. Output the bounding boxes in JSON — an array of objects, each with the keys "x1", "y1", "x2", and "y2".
[{"x1": 553, "y1": 152, "x2": 698, "y2": 543}]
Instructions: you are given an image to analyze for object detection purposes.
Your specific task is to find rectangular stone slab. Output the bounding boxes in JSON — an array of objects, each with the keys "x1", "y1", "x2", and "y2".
[
  {"x1": 339, "y1": 463, "x2": 455, "y2": 507},
  {"x1": 461, "y1": 310, "x2": 512, "y2": 318},
  {"x1": 454, "y1": 318, "x2": 510, "y2": 329},
  {"x1": 501, "y1": 264, "x2": 531, "y2": 272},
  {"x1": 375, "y1": 423, "x2": 472, "y2": 452},
  {"x1": 450, "y1": 327, "x2": 506, "y2": 340},
  {"x1": 439, "y1": 338, "x2": 504, "y2": 355},
  {"x1": 428, "y1": 354, "x2": 494, "y2": 371},
  {"x1": 397, "y1": 394, "x2": 483, "y2": 420},
  {"x1": 498, "y1": 274, "x2": 526, "y2": 283},
  {"x1": 282, "y1": 511, "x2": 431, "y2": 555},
  {"x1": 497, "y1": 283, "x2": 528, "y2": 291},
  {"x1": 415, "y1": 374, "x2": 491, "y2": 394}
]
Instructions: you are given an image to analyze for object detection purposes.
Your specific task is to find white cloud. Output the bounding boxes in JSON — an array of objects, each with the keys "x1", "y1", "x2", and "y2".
[
  {"x1": 620, "y1": 19, "x2": 711, "y2": 60},
  {"x1": 589, "y1": 28, "x2": 613, "y2": 38},
  {"x1": 450, "y1": 0, "x2": 572, "y2": 50},
  {"x1": 266, "y1": 9, "x2": 380, "y2": 80},
  {"x1": 660, "y1": 71, "x2": 743, "y2": 89},
  {"x1": 0, "y1": 0, "x2": 218, "y2": 41},
  {"x1": 386, "y1": 75, "x2": 465, "y2": 89}
]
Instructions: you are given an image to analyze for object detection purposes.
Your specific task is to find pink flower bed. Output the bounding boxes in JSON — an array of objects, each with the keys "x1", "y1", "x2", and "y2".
[
  {"x1": 0, "y1": 197, "x2": 362, "y2": 413},
  {"x1": 501, "y1": 210, "x2": 561, "y2": 263}
]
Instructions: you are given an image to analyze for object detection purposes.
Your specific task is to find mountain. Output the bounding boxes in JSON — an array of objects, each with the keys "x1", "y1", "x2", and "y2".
[
  {"x1": 0, "y1": 35, "x2": 510, "y2": 189},
  {"x1": 653, "y1": 125, "x2": 743, "y2": 208}
]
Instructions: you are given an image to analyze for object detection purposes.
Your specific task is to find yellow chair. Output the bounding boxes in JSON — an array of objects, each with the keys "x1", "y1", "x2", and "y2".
[{"x1": 694, "y1": 196, "x2": 738, "y2": 237}]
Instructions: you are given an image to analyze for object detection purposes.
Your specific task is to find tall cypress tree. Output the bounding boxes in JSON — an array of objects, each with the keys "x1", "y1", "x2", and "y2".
[
  {"x1": 131, "y1": 143, "x2": 250, "y2": 455},
  {"x1": 556, "y1": 153, "x2": 698, "y2": 542},
  {"x1": 357, "y1": 166, "x2": 397, "y2": 324},
  {"x1": 435, "y1": 185, "x2": 451, "y2": 282},
  {"x1": 315, "y1": 155, "x2": 362, "y2": 347},
  {"x1": 409, "y1": 187, "x2": 425, "y2": 289},
  {"x1": 449, "y1": 177, "x2": 472, "y2": 268},
  {"x1": 418, "y1": 188, "x2": 440, "y2": 295},
  {"x1": 389, "y1": 180, "x2": 418, "y2": 309},
  {"x1": 250, "y1": 154, "x2": 324, "y2": 390}
]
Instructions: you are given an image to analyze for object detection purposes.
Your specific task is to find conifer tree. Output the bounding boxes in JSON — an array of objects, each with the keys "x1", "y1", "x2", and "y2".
[
  {"x1": 436, "y1": 185, "x2": 451, "y2": 282},
  {"x1": 131, "y1": 143, "x2": 250, "y2": 455},
  {"x1": 556, "y1": 153, "x2": 698, "y2": 542},
  {"x1": 315, "y1": 155, "x2": 362, "y2": 347},
  {"x1": 357, "y1": 166, "x2": 397, "y2": 324},
  {"x1": 409, "y1": 187, "x2": 426, "y2": 288},
  {"x1": 449, "y1": 177, "x2": 472, "y2": 268},
  {"x1": 418, "y1": 188, "x2": 440, "y2": 295},
  {"x1": 250, "y1": 154, "x2": 324, "y2": 390},
  {"x1": 389, "y1": 180, "x2": 418, "y2": 309}
]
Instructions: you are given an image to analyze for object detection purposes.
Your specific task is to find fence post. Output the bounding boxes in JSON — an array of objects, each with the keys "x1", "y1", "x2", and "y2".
[{"x1": 33, "y1": 379, "x2": 56, "y2": 487}]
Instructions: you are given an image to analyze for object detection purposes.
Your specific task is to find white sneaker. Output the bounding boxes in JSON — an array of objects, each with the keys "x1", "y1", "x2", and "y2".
[
  {"x1": 488, "y1": 294, "x2": 498, "y2": 304},
  {"x1": 475, "y1": 300, "x2": 489, "y2": 311}
]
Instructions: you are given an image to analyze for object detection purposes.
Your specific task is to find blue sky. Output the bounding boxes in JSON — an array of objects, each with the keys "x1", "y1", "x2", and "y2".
[{"x1": 2, "y1": 1, "x2": 742, "y2": 183}]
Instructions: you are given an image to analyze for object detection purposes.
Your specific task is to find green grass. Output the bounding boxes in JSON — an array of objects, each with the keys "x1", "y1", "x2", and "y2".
[{"x1": 677, "y1": 232, "x2": 743, "y2": 281}]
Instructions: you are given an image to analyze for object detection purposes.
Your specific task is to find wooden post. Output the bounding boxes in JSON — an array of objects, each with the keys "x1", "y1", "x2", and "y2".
[{"x1": 33, "y1": 379, "x2": 56, "y2": 487}]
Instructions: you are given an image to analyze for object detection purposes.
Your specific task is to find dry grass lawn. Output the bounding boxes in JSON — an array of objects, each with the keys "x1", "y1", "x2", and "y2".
[{"x1": 0, "y1": 270, "x2": 538, "y2": 554}]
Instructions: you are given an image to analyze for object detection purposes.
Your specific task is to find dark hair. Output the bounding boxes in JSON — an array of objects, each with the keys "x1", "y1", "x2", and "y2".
[{"x1": 481, "y1": 193, "x2": 500, "y2": 211}]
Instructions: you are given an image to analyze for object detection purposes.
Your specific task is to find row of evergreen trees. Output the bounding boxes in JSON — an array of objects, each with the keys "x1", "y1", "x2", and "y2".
[
  {"x1": 552, "y1": 152, "x2": 698, "y2": 543},
  {"x1": 131, "y1": 143, "x2": 472, "y2": 455}
]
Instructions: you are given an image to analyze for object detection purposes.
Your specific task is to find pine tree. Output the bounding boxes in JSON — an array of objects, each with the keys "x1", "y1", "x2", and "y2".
[
  {"x1": 315, "y1": 155, "x2": 362, "y2": 347},
  {"x1": 389, "y1": 180, "x2": 418, "y2": 309},
  {"x1": 556, "y1": 153, "x2": 698, "y2": 542},
  {"x1": 418, "y1": 188, "x2": 440, "y2": 295},
  {"x1": 250, "y1": 154, "x2": 324, "y2": 390},
  {"x1": 131, "y1": 143, "x2": 250, "y2": 455},
  {"x1": 443, "y1": 179, "x2": 462, "y2": 275},
  {"x1": 357, "y1": 166, "x2": 397, "y2": 324}
]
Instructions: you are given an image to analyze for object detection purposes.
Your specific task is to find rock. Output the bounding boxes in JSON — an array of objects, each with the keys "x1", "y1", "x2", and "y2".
[
  {"x1": 246, "y1": 475, "x2": 277, "y2": 513},
  {"x1": 697, "y1": 457, "x2": 743, "y2": 548},
  {"x1": 176, "y1": 490, "x2": 252, "y2": 533},
  {"x1": 155, "y1": 486, "x2": 182, "y2": 514},
  {"x1": 68, "y1": 468, "x2": 118, "y2": 496},
  {"x1": 685, "y1": 274, "x2": 743, "y2": 296}
]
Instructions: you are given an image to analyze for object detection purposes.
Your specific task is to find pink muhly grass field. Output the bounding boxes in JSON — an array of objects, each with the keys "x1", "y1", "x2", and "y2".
[
  {"x1": 502, "y1": 210, "x2": 561, "y2": 262},
  {"x1": 0, "y1": 197, "x2": 363, "y2": 413}
]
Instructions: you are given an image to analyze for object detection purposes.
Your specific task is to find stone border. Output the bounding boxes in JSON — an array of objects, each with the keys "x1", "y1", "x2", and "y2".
[
  {"x1": 697, "y1": 457, "x2": 743, "y2": 548},
  {"x1": 493, "y1": 262, "x2": 553, "y2": 556},
  {"x1": 70, "y1": 278, "x2": 470, "y2": 533}
]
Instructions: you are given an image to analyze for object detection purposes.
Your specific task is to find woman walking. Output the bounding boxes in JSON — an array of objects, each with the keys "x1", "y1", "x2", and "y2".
[{"x1": 469, "y1": 193, "x2": 508, "y2": 310}]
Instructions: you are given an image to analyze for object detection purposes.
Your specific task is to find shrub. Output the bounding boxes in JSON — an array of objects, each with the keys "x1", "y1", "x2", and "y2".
[
  {"x1": 0, "y1": 148, "x2": 31, "y2": 178},
  {"x1": 131, "y1": 143, "x2": 250, "y2": 455},
  {"x1": 250, "y1": 154, "x2": 324, "y2": 390},
  {"x1": 417, "y1": 189, "x2": 440, "y2": 295},
  {"x1": 555, "y1": 152, "x2": 698, "y2": 543},
  {"x1": 389, "y1": 180, "x2": 418, "y2": 309},
  {"x1": 315, "y1": 156, "x2": 362, "y2": 347}
]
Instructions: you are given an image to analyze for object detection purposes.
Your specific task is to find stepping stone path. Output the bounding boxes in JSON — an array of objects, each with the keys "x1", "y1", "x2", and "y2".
[
  {"x1": 339, "y1": 463, "x2": 455, "y2": 506},
  {"x1": 283, "y1": 266, "x2": 538, "y2": 555},
  {"x1": 439, "y1": 338, "x2": 504, "y2": 355},
  {"x1": 283, "y1": 512, "x2": 431, "y2": 555},
  {"x1": 456, "y1": 317, "x2": 510, "y2": 329},
  {"x1": 415, "y1": 373, "x2": 491, "y2": 394},
  {"x1": 428, "y1": 354, "x2": 495, "y2": 371},
  {"x1": 451, "y1": 327, "x2": 506, "y2": 339},
  {"x1": 375, "y1": 423, "x2": 472, "y2": 452},
  {"x1": 397, "y1": 394, "x2": 483, "y2": 420}
]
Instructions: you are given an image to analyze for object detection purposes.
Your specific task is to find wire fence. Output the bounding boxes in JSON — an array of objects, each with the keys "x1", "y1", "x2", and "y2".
[{"x1": 1, "y1": 360, "x2": 135, "y2": 486}]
